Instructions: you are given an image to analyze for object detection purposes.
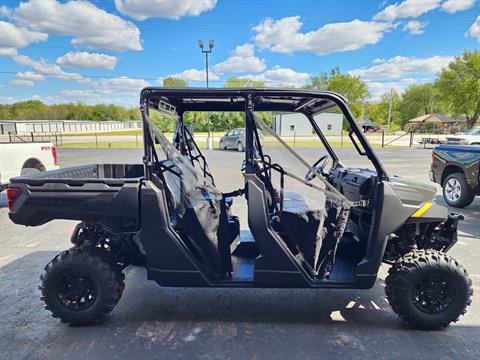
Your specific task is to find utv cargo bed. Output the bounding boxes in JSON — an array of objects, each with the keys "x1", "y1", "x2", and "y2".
[{"x1": 8, "y1": 164, "x2": 144, "y2": 231}]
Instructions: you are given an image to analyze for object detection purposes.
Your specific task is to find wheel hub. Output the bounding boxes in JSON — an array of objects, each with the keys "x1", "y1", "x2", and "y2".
[
  {"x1": 445, "y1": 178, "x2": 461, "y2": 202},
  {"x1": 412, "y1": 276, "x2": 454, "y2": 314},
  {"x1": 56, "y1": 273, "x2": 97, "y2": 311}
]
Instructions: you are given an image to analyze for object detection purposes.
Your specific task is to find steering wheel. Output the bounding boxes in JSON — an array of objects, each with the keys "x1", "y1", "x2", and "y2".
[{"x1": 305, "y1": 155, "x2": 329, "y2": 181}]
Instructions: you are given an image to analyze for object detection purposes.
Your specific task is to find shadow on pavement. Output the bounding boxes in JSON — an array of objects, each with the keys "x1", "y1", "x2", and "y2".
[{"x1": 1, "y1": 251, "x2": 479, "y2": 360}]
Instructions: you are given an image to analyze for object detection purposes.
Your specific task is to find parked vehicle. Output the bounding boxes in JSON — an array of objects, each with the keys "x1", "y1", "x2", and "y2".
[
  {"x1": 0, "y1": 142, "x2": 59, "y2": 190},
  {"x1": 8, "y1": 88, "x2": 472, "y2": 330},
  {"x1": 219, "y1": 128, "x2": 246, "y2": 151},
  {"x1": 446, "y1": 127, "x2": 480, "y2": 145},
  {"x1": 431, "y1": 144, "x2": 480, "y2": 207}
]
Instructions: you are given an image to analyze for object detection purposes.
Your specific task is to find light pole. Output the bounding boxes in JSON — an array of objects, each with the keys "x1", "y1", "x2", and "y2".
[{"x1": 198, "y1": 39, "x2": 214, "y2": 149}]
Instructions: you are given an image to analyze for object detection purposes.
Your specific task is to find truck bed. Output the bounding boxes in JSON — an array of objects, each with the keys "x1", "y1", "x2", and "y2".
[{"x1": 8, "y1": 164, "x2": 144, "y2": 231}]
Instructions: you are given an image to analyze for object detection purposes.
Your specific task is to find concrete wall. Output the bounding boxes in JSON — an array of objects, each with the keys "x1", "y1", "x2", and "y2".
[
  {"x1": 0, "y1": 120, "x2": 142, "y2": 134},
  {"x1": 272, "y1": 112, "x2": 343, "y2": 136}
]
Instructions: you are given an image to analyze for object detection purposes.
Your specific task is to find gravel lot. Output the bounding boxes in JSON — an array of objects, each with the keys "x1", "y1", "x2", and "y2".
[{"x1": 1, "y1": 147, "x2": 479, "y2": 360}]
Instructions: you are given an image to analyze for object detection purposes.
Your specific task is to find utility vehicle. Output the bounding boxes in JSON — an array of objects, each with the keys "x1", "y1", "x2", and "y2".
[{"x1": 8, "y1": 88, "x2": 473, "y2": 329}]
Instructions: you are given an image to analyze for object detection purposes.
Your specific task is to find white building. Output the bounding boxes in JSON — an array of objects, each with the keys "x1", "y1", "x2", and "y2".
[
  {"x1": 0, "y1": 120, "x2": 142, "y2": 135},
  {"x1": 272, "y1": 112, "x2": 343, "y2": 136}
]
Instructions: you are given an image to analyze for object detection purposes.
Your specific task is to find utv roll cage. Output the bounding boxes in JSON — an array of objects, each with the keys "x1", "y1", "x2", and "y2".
[{"x1": 139, "y1": 88, "x2": 388, "y2": 182}]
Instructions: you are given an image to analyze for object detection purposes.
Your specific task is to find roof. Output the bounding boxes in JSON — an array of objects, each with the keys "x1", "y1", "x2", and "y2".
[
  {"x1": 358, "y1": 117, "x2": 379, "y2": 127},
  {"x1": 407, "y1": 113, "x2": 458, "y2": 124},
  {"x1": 140, "y1": 87, "x2": 349, "y2": 114}
]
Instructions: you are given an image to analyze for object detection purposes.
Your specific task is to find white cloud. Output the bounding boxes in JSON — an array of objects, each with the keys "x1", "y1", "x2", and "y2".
[
  {"x1": 93, "y1": 76, "x2": 150, "y2": 95},
  {"x1": 0, "y1": 47, "x2": 18, "y2": 57},
  {"x1": 0, "y1": 6, "x2": 11, "y2": 17},
  {"x1": 16, "y1": 71, "x2": 45, "y2": 82},
  {"x1": 253, "y1": 16, "x2": 393, "y2": 55},
  {"x1": 11, "y1": 71, "x2": 46, "y2": 87},
  {"x1": 240, "y1": 66, "x2": 309, "y2": 87},
  {"x1": 213, "y1": 44, "x2": 266, "y2": 74},
  {"x1": 349, "y1": 55, "x2": 454, "y2": 80},
  {"x1": 404, "y1": 20, "x2": 427, "y2": 35},
  {"x1": 8, "y1": 53, "x2": 91, "y2": 84},
  {"x1": 0, "y1": 20, "x2": 47, "y2": 49},
  {"x1": 56, "y1": 52, "x2": 118, "y2": 70},
  {"x1": 374, "y1": 0, "x2": 441, "y2": 21},
  {"x1": 441, "y1": 0, "x2": 476, "y2": 13},
  {"x1": 0, "y1": 96, "x2": 18, "y2": 104},
  {"x1": 47, "y1": 77, "x2": 150, "y2": 106},
  {"x1": 172, "y1": 68, "x2": 220, "y2": 82},
  {"x1": 115, "y1": 0, "x2": 217, "y2": 20},
  {"x1": 467, "y1": 15, "x2": 480, "y2": 41},
  {"x1": 11, "y1": 79, "x2": 35, "y2": 87},
  {"x1": 11, "y1": 0, "x2": 142, "y2": 51},
  {"x1": 367, "y1": 78, "x2": 418, "y2": 100}
]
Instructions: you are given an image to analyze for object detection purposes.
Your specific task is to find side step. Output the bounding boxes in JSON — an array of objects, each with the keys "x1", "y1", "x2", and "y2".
[{"x1": 231, "y1": 229, "x2": 258, "y2": 281}]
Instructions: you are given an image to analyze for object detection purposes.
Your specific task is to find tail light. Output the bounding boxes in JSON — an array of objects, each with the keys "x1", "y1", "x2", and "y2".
[
  {"x1": 6, "y1": 187, "x2": 21, "y2": 210},
  {"x1": 431, "y1": 151, "x2": 435, "y2": 166},
  {"x1": 52, "y1": 146, "x2": 59, "y2": 166}
]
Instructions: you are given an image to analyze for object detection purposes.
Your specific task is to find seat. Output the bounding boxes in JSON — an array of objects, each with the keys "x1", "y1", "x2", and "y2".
[
  {"x1": 156, "y1": 160, "x2": 239, "y2": 277},
  {"x1": 273, "y1": 192, "x2": 325, "y2": 273}
]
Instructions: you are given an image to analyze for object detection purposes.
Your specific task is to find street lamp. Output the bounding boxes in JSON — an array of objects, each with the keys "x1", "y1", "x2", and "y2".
[{"x1": 198, "y1": 39, "x2": 214, "y2": 149}]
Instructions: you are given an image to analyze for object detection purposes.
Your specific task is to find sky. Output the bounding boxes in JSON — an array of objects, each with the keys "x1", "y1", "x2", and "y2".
[{"x1": 0, "y1": 0, "x2": 479, "y2": 107}]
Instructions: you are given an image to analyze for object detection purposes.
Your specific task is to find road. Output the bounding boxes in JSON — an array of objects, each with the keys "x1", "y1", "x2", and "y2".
[{"x1": 0, "y1": 147, "x2": 479, "y2": 360}]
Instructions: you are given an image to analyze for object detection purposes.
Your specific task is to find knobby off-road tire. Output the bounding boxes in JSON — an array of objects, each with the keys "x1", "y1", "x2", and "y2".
[
  {"x1": 40, "y1": 247, "x2": 125, "y2": 325},
  {"x1": 385, "y1": 250, "x2": 473, "y2": 330},
  {"x1": 442, "y1": 172, "x2": 475, "y2": 208}
]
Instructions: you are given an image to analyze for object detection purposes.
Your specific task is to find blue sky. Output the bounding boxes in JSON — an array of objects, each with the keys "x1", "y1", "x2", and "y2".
[{"x1": 0, "y1": 0, "x2": 479, "y2": 106}]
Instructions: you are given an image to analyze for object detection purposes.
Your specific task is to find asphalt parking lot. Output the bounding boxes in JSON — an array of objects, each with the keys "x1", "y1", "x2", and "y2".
[{"x1": 1, "y1": 147, "x2": 479, "y2": 359}]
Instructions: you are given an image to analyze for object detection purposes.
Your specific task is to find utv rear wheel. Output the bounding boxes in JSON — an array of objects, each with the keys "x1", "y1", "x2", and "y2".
[
  {"x1": 443, "y1": 172, "x2": 474, "y2": 208},
  {"x1": 40, "y1": 247, "x2": 124, "y2": 325},
  {"x1": 385, "y1": 250, "x2": 472, "y2": 330}
]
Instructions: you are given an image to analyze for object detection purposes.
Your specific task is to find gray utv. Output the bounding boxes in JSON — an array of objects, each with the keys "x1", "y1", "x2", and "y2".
[{"x1": 7, "y1": 88, "x2": 473, "y2": 330}]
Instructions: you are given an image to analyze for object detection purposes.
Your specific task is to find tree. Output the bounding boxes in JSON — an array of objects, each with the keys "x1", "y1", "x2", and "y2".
[
  {"x1": 225, "y1": 77, "x2": 265, "y2": 88},
  {"x1": 306, "y1": 69, "x2": 369, "y2": 117},
  {"x1": 397, "y1": 83, "x2": 442, "y2": 125},
  {"x1": 163, "y1": 76, "x2": 188, "y2": 88},
  {"x1": 436, "y1": 50, "x2": 480, "y2": 129}
]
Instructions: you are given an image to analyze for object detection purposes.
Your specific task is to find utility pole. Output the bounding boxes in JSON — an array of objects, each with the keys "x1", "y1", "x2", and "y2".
[
  {"x1": 387, "y1": 88, "x2": 393, "y2": 134},
  {"x1": 198, "y1": 39, "x2": 214, "y2": 149}
]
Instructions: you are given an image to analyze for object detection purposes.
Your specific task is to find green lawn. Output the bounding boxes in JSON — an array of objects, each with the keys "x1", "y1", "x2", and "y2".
[{"x1": 61, "y1": 140, "x2": 392, "y2": 149}]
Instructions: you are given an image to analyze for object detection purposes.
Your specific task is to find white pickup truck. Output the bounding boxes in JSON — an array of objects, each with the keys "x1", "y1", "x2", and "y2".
[
  {"x1": 447, "y1": 127, "x2": 480, "y2": 145},
  {"x1": 0, "y1": 142, "x2": 59, "y2": 190}
]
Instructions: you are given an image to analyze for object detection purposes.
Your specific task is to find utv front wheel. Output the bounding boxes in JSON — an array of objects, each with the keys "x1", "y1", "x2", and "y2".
[
  {"x1": 385, "y1": 250, "x2": 472, "y2": 330},
  {"x1": 40, "y1": 248, "x2": 124, "y2": 325}
]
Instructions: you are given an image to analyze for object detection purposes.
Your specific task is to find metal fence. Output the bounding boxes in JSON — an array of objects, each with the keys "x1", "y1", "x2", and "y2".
[{"x1": 8, "y1": 132, "x2": 63, "y2": 146}]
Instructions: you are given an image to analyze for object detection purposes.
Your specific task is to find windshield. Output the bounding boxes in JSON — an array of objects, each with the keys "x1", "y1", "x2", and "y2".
[
  {"x1": 465, "y1": 128, "x2": 480, "y2": 135},
  {"x1": 253, "y1": 112, "x2": 348, "y2": 210}
]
